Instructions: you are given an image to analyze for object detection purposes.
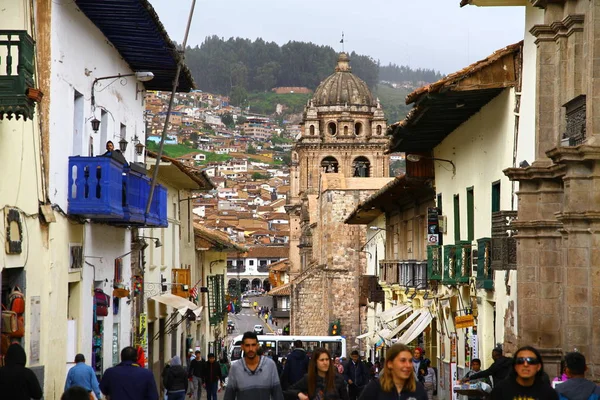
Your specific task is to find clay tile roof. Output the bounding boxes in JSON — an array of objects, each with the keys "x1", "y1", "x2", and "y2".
[
  {"x1": 268, "y1": 282, "x2": 291, "y2": 296},
  {"x1": 269, "y1": 259, "x2": 290, "y2": 272},
  {"x1": 403, "y1": 41, "x2": 523, "y2": 107},
  {"x1": 146, "y1": 150, "x2": 214, "y2": 190},
  {"x1": 193, "y1": 223, "x2": 246, "y2": 252}
]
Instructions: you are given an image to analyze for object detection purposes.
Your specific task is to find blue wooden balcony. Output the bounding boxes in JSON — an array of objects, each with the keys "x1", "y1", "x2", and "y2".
[{"x1": 68, "y1": 156, "x2": 167, "y2": 227}]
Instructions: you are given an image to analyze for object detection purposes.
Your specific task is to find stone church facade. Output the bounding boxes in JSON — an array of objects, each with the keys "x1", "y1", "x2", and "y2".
[
  {"x1": 500, "y1": 0, "x2": 600, "y2": 378},
  {"x1": 287, "y1": 53, "x2": 392, "y2": 349}
]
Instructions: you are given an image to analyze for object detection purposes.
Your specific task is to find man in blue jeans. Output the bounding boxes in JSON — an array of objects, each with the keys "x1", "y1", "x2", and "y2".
[{"x1": 202, "y1": 353, "x2": 224, "y2": 400}]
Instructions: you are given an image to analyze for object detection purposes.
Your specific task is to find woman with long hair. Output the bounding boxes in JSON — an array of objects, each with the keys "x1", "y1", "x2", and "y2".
[
  {"x1": 490, "y1": 345, "x2": 558, "y2": 400},
  {"x1": 283, "y1": 347, "x2": 348, "y2": 400},
  {"x1": 359, "y1": 344, "x2": 427, "y2": 400}
]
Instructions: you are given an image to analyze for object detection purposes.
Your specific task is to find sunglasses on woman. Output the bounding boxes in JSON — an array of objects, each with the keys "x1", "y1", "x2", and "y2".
[{"x1": 515, "y1": 357, "x2": 540, "y2": 365}]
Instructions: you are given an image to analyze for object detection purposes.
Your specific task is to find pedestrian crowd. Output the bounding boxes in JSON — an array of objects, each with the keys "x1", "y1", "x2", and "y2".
[{"x1": 1, "y1": 337, "x2": 600, "y2": 400}]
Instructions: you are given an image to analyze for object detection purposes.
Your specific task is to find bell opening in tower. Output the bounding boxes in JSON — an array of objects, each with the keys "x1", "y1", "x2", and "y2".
[
  {"x1": 353, "y1": 156, "x2": 370, "y2": 177},
  {"x1": 321, "y1": 156, "x2": 339, "y2": 173}
]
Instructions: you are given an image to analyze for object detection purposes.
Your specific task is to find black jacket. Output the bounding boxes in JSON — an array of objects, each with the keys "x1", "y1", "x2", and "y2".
[
  {"x1": 281, "y1": 349, "x2": 309, "y2": 389},
  {"x1": 164, "y1": 365, "x2": 188, "y2": 393},
  {"x1": 358, "y1": 379, "x2": 428, "y2": 400},
  {"x1": 0, "y1": 343, "x2": 43, "y2": 400},
  {"x1": 284, "y1": 373, "x2": 349, "y2": 400},
  {"x1": 343, "y1": 360, "x2": 368, "y2": 388},
  {"x1": 189, "y1": 358, "x2": 205, "y2": 379},
  {"x1": 490, "y1": 377, "x2": 559, "y2": 400},
  {"x1": 469, "y1": 356, "x2": 512, "y2": 384},
  {"x1": 202, "y1": 361, "x2": 223, "y2": 384}
]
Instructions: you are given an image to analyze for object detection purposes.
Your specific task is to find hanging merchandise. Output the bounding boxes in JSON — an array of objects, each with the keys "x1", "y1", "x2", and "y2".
[
  {"x1": 8, "y1": 286, "x2": 25, "y2": 314},
  {"x1": 94, "y1": 288, "x2": 110, "y2": 317},
  {"x1": 1, "y1": 308, "x2": 17, "y2": 334}
]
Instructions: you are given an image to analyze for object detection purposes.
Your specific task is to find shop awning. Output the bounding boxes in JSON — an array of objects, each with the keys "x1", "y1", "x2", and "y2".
[
  {"x1": 385, "y1": 308, "x2": 426, "y2": 340},
  {"x1": 356, "y1": 331, "x2": 373, "y2": 340},
  {"x1": 380, "y1": 304, "x2": 412, "y2": 324},
  {"x1": 396, "y1": 311, "x2": 433, "y2": 344},
  {"x1": 150, "y1": 293, "x2": 203, "y2": 317}
]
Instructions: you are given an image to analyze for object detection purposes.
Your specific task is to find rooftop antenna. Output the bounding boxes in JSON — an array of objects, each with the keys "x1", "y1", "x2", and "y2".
[{"x1": 340, "y1": 32, "x2": 345, "y2": 53}]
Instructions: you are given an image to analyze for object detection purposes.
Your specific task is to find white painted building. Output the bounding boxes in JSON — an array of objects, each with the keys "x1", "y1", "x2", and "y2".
[{"x1": 0, "y1": 2, "x2": 199, "y2": 397}]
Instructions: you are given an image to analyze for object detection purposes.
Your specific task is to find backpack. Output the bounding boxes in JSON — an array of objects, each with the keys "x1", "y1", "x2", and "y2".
[
  {"x1": 94, "y1": 288, "x2": 110, "y2": 317},
  {"x1": 8, "y1": 286, "x2": 25, "y2": 314}
]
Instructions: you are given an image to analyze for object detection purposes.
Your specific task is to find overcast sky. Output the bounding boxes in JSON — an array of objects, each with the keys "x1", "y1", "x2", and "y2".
[{"x1": 149, "y1": 0, "x2": 525, "y2": 75}]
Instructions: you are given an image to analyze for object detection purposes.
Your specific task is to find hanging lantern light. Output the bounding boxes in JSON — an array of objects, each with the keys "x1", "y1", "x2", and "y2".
[
  {"x1": 91, "y1": 118, "x2": 101, "y2": 133},
  {"x1": 135, "y1": 141, "x2": 145, "y2": 156},
  {"x1": 119, "y1": 137, "x2": 128, "y2": 152}
]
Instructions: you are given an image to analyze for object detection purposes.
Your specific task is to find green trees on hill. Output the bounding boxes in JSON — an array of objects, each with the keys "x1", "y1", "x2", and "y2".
[
  {"x1": 379, "y1": 63, "x2": 443, "y2": 85},
  {"x1": 185, "y1": 36, "x2": 379, "y2": 100}
]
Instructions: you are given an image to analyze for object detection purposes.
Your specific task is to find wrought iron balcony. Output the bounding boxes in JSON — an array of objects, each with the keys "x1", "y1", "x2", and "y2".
[
  {"x1": 68, "y1": 156, "x2": 167, "y2": 227},
  {"x1": 0, "y1": 31, "x2": 37, "y2": 120}
]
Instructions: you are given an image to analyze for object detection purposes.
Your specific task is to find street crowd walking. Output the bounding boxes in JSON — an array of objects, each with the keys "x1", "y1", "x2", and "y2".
[{"x1": 3, "y1": 336, "x2": 600, "y2": 400}]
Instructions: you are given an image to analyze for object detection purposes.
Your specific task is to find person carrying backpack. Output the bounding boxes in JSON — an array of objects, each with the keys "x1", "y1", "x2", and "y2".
[{"x1": 555, "y1": 352, "x2": 600, "y2": 400}]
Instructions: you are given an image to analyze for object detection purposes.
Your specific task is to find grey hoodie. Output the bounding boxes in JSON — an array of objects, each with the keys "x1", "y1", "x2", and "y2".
[{"x1": 555, "y1": 378, "x2": 600, "y2": 400}]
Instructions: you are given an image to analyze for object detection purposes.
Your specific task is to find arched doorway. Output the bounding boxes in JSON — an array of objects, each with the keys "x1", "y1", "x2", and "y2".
[
  {"x1": 353, "y1": 156, "x2": 371, "y2": 177},
  {"x1": 240, "y1": 279, "x2": 250, "y2": 293},
  {"x1": 227, "y1": 279, "x2": 239, "y2": 294},
  {"x1": 252, "y1": 278, "x2": 262, "y2": 290},
  {"x1": 263, "y1": 279, "x2": 271, "y2": 292},
  {"x1": 321, "y1": 156, "x2": 339, "y2": 173}
]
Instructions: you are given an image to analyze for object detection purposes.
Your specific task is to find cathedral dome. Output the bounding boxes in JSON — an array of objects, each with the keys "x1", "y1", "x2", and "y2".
[{"x1": 312, "y1": 53, "x2": 375, "y2": 107}]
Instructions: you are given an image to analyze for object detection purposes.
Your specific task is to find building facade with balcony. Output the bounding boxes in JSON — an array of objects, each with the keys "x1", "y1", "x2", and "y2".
[
  {"x1": 143, "y1": 152, "x2": 213, "y2": 386},
  {"x1": 193, "y1": 224, "x2": 245, "y2": 357},
  {"x1": 387, "y1": 41, "x2": 523, "y2": 398},
  {"x1": 268, "y1": 259, "x2": 291, "y2": 326},
  {"x1": 0, "y1": 1, "x2": 196, "y2": 397},
  {"x1": 226, "y1": 245, "x2": 289, "y2": 293},
  {"x1": 346, "y1": 176, "x2": 436, "y2": 361}
]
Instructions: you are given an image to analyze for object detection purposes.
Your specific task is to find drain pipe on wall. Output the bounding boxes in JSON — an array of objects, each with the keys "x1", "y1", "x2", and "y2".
[{"x1": 145, "y1": 0, "x2": 197, "y2": 215}]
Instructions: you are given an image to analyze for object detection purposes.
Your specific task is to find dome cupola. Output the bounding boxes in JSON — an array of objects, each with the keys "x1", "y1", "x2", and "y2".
[{"x1": 312, "y1": 52, "x2": 375, "y2": 107}]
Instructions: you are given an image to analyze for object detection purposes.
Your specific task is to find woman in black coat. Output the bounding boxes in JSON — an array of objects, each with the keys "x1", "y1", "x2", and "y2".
[
  {"x1": 284, "y1": 347, "x2": 348, "y2": 400},
  {"x1": 163, "y1": 356, "x2": 188, "y2": 400}
]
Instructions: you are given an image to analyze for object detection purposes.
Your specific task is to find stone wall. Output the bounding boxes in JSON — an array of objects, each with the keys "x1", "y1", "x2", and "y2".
[{"x1": 292, "y1": 188, "x2": 375, "y2": 352}]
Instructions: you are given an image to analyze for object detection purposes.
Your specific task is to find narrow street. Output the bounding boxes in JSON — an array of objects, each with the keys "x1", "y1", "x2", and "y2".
[{"x1": 227, "y1": 294, "x2": 277, "y2": 337}]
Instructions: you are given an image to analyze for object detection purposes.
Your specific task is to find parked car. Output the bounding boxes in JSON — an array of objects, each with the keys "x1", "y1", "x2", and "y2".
[
  {"x1": 242, "y1": 300, "x2": 251, "y2": 308},
  {"x1": 253, "y1": 324, "x2": 264, "y2": 335}
]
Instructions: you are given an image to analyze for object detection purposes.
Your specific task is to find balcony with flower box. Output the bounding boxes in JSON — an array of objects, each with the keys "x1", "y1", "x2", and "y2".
[{"x1": 68, "y1": 155, "x2": 167, "y2": 227}]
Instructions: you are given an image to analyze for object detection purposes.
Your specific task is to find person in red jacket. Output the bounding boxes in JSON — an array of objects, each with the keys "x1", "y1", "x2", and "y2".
[{"x1": 201, "y1": 353, "x2": 224, "y2": 400}]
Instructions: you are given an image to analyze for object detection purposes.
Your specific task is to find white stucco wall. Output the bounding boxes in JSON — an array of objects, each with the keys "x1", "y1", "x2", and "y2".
[{"x1": 434, "y1": 88, "x2": 518, "y2": 372}]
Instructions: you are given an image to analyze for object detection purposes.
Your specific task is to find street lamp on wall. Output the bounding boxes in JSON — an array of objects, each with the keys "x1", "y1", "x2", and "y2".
[
  {"x1": 406, "y1": 154, "x2": 456, "y2": 176},
  {"x1": 119, "y1": 137, "x2": 129, "y2": 152},
  {"x1": 90, "y1": 71, "x2": 154, "y2": 134},
  {"x1": 91, "y1": 118, "x2": 101, "y2": 133}
]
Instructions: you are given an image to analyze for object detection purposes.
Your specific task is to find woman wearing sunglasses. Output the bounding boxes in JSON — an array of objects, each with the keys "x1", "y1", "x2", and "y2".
[{"x1": 491, "y1": 346, "x2": 558, "y2": 400}]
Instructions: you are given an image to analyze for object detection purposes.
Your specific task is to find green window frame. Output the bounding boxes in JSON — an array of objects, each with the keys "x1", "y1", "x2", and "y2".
[
  {"x1": 467, "y1": 187, "x2": 474, "y2": 242},
  {"x1": 453, "y1": 194, "x2": 460, "y2": 242},
  {"x1": 492, "y1": 181, "x2": 501, "y2": 213}
]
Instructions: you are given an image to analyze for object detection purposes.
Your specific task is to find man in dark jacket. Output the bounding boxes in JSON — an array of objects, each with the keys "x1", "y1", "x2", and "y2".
[
  {"x1": 344, "y1": 350, "x2": 368, "y2": 400},
  {"x1": 280, "y1": 340, "x2": 309, "y2": 389},
  {"x1": 188, "y1": 350, "x2": 205, "y2": 400},
  {"x1": 463, "y1": 347, "x2": 512, "y2": 387},
  {"x1": 0, "y1": 343, "x2": 43, "y2": 400},
  {"x1": 202, "y1": 353, "x2": 224, "y2": 400},
  {"x1": 555, "y1": 352, "x2": 600, "y2": 400},
  {"x1": 100, "y1": 346, "x2": 158, "y2": 400}
]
